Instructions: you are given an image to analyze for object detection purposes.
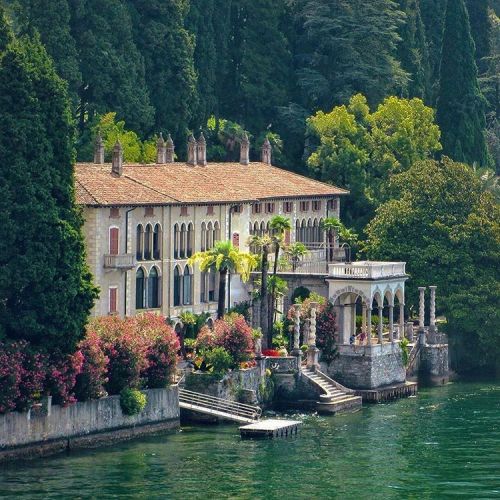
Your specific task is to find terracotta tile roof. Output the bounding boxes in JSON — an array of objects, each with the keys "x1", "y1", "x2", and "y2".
[{"x1": 75, "y1": 162, "x2": 348, "y2": 207}]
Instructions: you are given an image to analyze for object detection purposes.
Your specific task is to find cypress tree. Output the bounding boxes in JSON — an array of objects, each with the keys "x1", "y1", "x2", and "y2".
[
  {"x1": 13, "y1": 0, "x2": 82, "y2": 108},
  {"x1": 0, "y1": 33, "x2": 98, "y2": 355},
  {"x1": 126, "y1": 0, "x2": 198, "y2": 140},
  {"x1": 69, "y1": 0, "x2": 154, "y2": 135},
  {"x1": 397, "y1": 0, "x2": 431, "y2": 101},
  {"x1": 465, "y1": 0, "x2": 491, "y2": 74},
  {"x1": 436, "y1": 0, "x2": 489, "y2": 166}
]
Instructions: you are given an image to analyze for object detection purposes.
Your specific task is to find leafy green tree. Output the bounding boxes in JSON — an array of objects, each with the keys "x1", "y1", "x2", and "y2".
[
  {"x1": 188, "y1": 241, "x2": 257, "y2": 319},
  {"x1": 436, "y1": 0, "x2": 489, "y2": 167},
  {"x1": 69, "y1": 0, "x2": 154, "y2": 134},
  {"x1": 0, "y1": 5, "x2": 13, "y2": 52},
  {"x1": 307, "y1": 93, "x2": 441, "y2": 229},
  {"x1": 127, "y1": 0, "x2": 197, "y2": 140},
  {"x1": 12, "y1": 0, "x2": 82, "y2": 108},
  {"x1": 365, "y1": 158, "x2": 500, "y2": 372},
  {"x1": 0, "y1": 33, "x2": 98, "y2": 355}
]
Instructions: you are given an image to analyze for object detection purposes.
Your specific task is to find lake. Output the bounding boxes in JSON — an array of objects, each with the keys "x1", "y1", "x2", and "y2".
[{"x1": 1, "y1": 380, "x2": 499, "y2": 499}]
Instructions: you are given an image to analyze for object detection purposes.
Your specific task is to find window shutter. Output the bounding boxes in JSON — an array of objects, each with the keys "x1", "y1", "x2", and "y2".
[
  {"x1": 109, "y1": 228, "x2": 119, "y2": 255},
  {"x1": 109, "y1": 288, "x2": 117, "y2": 314}
]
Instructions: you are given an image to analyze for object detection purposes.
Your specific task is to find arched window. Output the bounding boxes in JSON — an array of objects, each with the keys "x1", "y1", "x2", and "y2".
[
  {"x1": 174, "y1": 224, "x2": 179, "y2": 259},
  {"x1": 147, "y1": 267, "x2": 160, "y2": 308},
  {"x1": 183, "y1": 266, "x2": 192, "y2": 305},
  {"x1": 313, "y1": 219, "x2": 319, "y2": 244},
  {"x1": 200, "y1": 271, "x2": 207, "y2": 303},
  {"x1": 187, "y1": 223, "x2": 194, "y2": 258},
  {"x1": 109, "y1": 227, "x2": 119, "y2": 255},
  {"x1": 213, "y1": 221, "x2": 220, "y2": 245},
  {"x1": 307, "y1": 219, "x2": 313, "y2": 244},
  {"x1": 319, "y1": 218, "x2": 325, "y2": 244},
  {"x1": 201, "y1": 222, "x2": 206, "y2": 252},
  {"x1": 201, "y1": 269, "x2": 218, "y2": 303},
  {"x1": 144, "y1": 224, "x2": 152, "y2": 260},
  {"x1": 136, "y1": 268, "x2": 145, "y2": 310},
  {"x1": 207, "y1": 222, "x2": 213, "y2": 250},
  {"x1": 153, "y1": 224, "x2": 161, "y2": 260},
  {"x1": 173, "y1": 266, "x2": 181, "y2": 306},
  {"x1": 180, "y1": 223, "x2": 186, "y2": 259},
  {"x1": 260, "y1": 221, "x2": 265, "y2": 237},
  {"x1": 300, "y1": 219, "x2": 306, "y2": 243},
  {"x1": 136, "y1": 225, "x2": 144, "y2": 261}
]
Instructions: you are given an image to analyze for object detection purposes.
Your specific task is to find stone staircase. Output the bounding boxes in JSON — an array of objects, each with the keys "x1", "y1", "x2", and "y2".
[{"x1": 302, "y1": 368, "x2": 362, "y2": 414}]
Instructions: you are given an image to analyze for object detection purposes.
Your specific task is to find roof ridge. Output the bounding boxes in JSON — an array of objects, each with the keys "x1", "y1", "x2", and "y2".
[{"x1": 75, "y1": 179, "x2": 100, "y2": 205}]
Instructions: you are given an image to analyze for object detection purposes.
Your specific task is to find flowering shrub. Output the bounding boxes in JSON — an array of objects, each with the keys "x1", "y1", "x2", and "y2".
[
  {"x1": 0, "y1": 342, "x2": 24, "y2": 414},
  {"x1": 138, "y1": 314, "x2": 179, "y2": 388},
  {"x1": 0, "y1": 341, "x2": 47, "y2": 414},
  {"x1": 196, "y1": 314, "x2": 254, "y2": 365},
  {"x1": 45, "y1": 351, "x2": 84, "y2": 406},
  {"x1": 74, "y1": 331, "x2": 109, "y2": 401},
  {"x1": 262, "y1": 349, "x2": 281, "y2": 357}
]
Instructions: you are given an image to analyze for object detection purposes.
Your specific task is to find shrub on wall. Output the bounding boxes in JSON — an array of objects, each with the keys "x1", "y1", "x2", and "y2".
[
  {"x1": 45, "y1": 351, "x2": 84, "y2": 406},
  {"x1": 120, "y1": 388, "x2": 147, "y2": 415},
  {"x1": 0, "y1": 342, "x2": 24, "y2": 414},
  {"x1": 16, "y1": 348, "x2": 46, "y2": 412}
]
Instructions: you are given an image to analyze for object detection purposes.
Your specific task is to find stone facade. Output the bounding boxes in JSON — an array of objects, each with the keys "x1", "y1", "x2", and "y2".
[{"x1": 323, "y1": 343, "x2": 406, "y2": 389}]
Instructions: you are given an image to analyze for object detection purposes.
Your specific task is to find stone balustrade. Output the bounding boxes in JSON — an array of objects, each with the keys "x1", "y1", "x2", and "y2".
[
  {"x1": 103, "y1": 253, "x2": 135, "y2": 269},
  {"x1": 328, "y1": 261, "x2": 406, "y2": 279}
]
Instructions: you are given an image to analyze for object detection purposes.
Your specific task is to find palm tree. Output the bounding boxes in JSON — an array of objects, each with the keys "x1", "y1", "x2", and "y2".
[
  {"x1": 188, "y1": 241, "x2": 257, "y2": 319},
  {"x1": 268, "y1": 216, "x2": 292, "y2": 332},
  {"x1": 285, "y1": 242, "x2": 309, "y2": 271},
  {"x1": 322, "y1": 217, "x2": 358, "y2": 261},
  {"x1": 247, "y1": 234, "x2": 273, "y2": 346}
]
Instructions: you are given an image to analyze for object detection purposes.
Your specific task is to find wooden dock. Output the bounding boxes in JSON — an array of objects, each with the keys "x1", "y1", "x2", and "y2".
[{"x1": 239, "y1": 419, "x2": 301, "y2": 438}]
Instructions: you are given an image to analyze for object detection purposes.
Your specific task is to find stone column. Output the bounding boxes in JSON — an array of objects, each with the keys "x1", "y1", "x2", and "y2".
[
  {"x1": 307, "y1": 302, "x2": 320, "y2": 368},
  {"x1": 362, "y1": 303, "x2": 367, "y2": 335},
  {"x1": 378, "y1": 306, "x2": 383, "y2": 344},
  {"x1": 429, "y1": 286, "x2": 437, "y2": 328},
  {"x1": 254, "y1": 334, "x2": 263, "y2": 359},
  {"x1": 291, "y1": 304, "x2": 302, "y2": 357},
  {"x1": 388, "y1": 304, "x2": 394, "y2": 343},
  {"x1": 399, "y1": 303, "x2": 405, "y2": 340},
  {"x1": 405, "y1": 321, "x2": 414, "y2": 342},
  {"x1": 418, "y1": 287, "x2": 426, "y2": 329},
  {"x1": 366, "y1": 306, "x2": 372, "y2": 345}
]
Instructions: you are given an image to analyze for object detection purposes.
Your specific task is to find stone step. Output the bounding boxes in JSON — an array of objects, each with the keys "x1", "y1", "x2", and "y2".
[{"x1": 316, "y1": 395, "x2": 363, "y2": 415}]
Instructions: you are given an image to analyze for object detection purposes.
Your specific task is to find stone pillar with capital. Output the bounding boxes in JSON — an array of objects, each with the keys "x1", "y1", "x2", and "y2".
[
  {"x1": 418, "y1": 286, "x2": 426, "y2": 344},
  {"x1": 428, "y1": 285, "x2": 437, "y2": 343},
  {"x1": 362, "y1": 304, "x2": 367, "y2": 335},
  {"x1": 291, "y1": 304, "x2": 302, "y2": 357},
  {"x1": 366, "y1": 306, "x2": 372, "y2": 345},
  {"x1": 388, "y1": 304, "x2": 394, "y2": 343},
  {"x1": 307, "y1": 302, "x2": 320, "y2": 369},
  {"x1": 378, "y1": 306, "x2": 384, "y2": 344},
  {"x1": 398, "y1": 303, "x2": 405, "y2": 340}
]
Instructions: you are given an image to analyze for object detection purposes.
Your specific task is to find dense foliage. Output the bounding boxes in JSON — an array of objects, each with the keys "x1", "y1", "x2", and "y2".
[
  {"x1": 0, "y1": 18, "x2": 98, "y2": 356},
  {"x1": 1, "y1": 0, "x2": 495, "y2": 169},
  {"x1": 365, "y1": 158, "x2": 500, "y2": 372}
]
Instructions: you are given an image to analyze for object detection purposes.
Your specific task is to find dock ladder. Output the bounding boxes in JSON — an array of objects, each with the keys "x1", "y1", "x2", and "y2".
[{"x1": 178, "y1": 388, "x2": 262, "y2": 424}]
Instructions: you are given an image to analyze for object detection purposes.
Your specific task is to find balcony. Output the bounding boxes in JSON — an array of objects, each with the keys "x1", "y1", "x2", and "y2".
[
  {"x1": 328, "y1": 261, "x2": 406, "y2": 279},
  {"x1": 103, "y1": 254, "x2": 135, "y2": 270}
]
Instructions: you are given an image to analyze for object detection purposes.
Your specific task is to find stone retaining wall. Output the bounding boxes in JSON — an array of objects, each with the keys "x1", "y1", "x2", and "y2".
[
  {"x1": 421, "y1": 344, "x2": 449, "y2": 385},
  {"x1": 0, "y1": 387, "x2": 179, "y2": 462}
]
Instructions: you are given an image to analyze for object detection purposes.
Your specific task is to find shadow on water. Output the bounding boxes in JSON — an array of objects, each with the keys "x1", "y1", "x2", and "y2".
[{"x1": 0, "y1": 380, "x2": 499, "y2": 499}]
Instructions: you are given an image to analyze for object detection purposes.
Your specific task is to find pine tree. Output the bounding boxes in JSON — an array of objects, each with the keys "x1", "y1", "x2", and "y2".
[
  {"x1": 13, "y1": 0, "x2": 82, "y2": 108},
  {"x1": 0, "y1": 33, "x2": 98, "y2": 355},
  {"x1": 436, "y1": 0, "x2": 489, "y2": 166},
  {"x1": 127, "y1": 0, "x2": 198, "y2": 140},
  {"x1": 397, "y1": 0, "x2": 431, "y2": 101},
  {"x1": 465, "y1": 0, "x2": 491, "y2": 74},
  {"x1": 69, "y1": 0, "x2": 154, "y2": 135}
]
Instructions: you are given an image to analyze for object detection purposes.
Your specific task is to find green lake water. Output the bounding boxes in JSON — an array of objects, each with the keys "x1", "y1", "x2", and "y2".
[{"x1": 0, "y1": 381, "x2": 499, "y2": 499}]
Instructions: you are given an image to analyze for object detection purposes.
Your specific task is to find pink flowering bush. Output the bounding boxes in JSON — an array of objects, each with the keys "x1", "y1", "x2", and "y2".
[
  {"x1": 196, "y1": 314, "x2": 254, "y2": 365},
  {"x1": 45, "y1": 351, "x2": 84, "y2": 406},
  {"x1": 16, "y1": 348, "x2": 46, "y2": 411},
  {"x1": 74, "y1": 331, "x2": 109, "y2": 401},
  {"x1": 137, "y1": 314, "x2": 180, "y2": 389},
  {"x1": 0, "y1": 342, "x2": 24, "y2": 414}
]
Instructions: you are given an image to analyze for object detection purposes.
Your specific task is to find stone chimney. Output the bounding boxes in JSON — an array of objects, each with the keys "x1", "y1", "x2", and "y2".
[
  {"x1": 94, "y1": 132, "x2": 104, "y2": 164},
  {"x1": 197, "y1": 133, "x2": 207, "y2": 166},
  {"x1": 187, "y1": 134, "x2": 197, "y2": 165},
  {"x1": 261, "y1": 137, "x2": 272, "y2": 165},
  {"x1": 111, "y1": 141, "x2": 123, "y2": 176},
  {"x1": 156, "y1": 133, "x2": 166, "y2": 164},
  {"x1": 240, "y1": 133, "x2": 250, "y2": 165},
  {"x1": 166, "y1": 134, "x2": 175, "y2": 163}
]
